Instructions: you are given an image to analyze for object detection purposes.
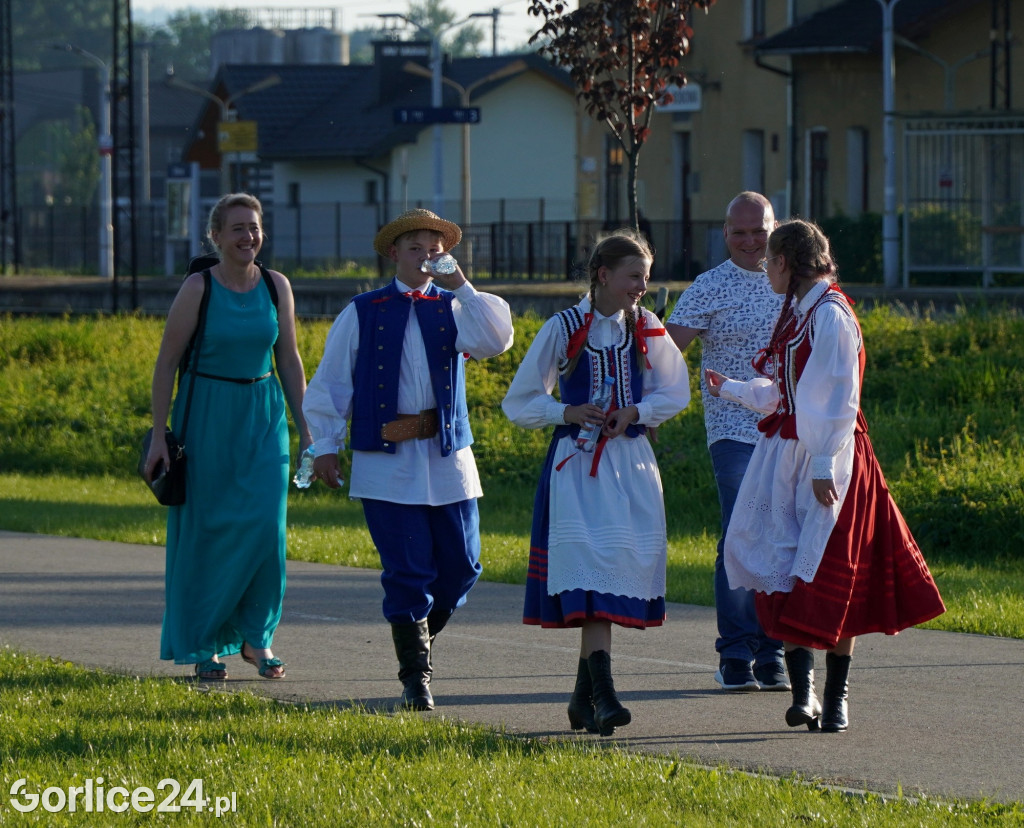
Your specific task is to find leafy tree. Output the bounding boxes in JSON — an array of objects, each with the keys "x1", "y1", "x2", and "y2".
[
  {"x1": 376, "y1": 0, "x2": 485, "y2": 58},
  {"x1": 56, "y1": 106, "x2": 100, "y2": 206},
  {"x1": 12, "y1": 0, "x2": 112, "y2": 70},
  {"x1": 15, "y1": 108, "x2": 97, "y2": 206},
  {"x1": 135, "y1": 9, "x2": 255, "y2": 81},
  {"x1": 528, "y1": 0, "x2": 716, "y2": 229}
]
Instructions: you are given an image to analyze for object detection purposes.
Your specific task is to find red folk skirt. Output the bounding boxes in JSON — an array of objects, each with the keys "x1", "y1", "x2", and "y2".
[{"x1": 755, "y1": 431, "x2": 946, "y2": 649}]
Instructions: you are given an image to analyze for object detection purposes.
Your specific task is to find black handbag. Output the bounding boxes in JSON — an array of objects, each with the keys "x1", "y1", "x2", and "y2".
[
  {"x1": 138, "y1": 427, "x2": 187, "y2": 505},
  {"x1": 138, "y1": 270, "x2": 211, "y2": 506}
]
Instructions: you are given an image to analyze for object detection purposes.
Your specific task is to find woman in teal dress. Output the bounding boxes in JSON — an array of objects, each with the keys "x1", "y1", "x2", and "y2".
[{"x1": 144, "y1": 193, "x2": 311, "y2": 680}]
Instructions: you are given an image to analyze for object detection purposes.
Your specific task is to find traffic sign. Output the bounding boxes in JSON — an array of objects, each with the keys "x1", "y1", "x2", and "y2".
[{"x1": 394, "y1": 107, "x2": 481, "y2": 125}]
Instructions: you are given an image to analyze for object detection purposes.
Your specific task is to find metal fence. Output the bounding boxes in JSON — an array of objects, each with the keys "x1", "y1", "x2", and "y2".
[
  {"x1": 903, "y1": 115, "x2": 1024, "y2": 288},
  {"x1": 14, "y1": 200, "x2": 718, "y2": 283}
]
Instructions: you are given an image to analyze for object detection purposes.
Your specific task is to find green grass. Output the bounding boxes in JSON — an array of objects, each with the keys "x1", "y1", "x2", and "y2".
[{"x1": 2, "y1": 647, "x2": 1022, "y2": 827}]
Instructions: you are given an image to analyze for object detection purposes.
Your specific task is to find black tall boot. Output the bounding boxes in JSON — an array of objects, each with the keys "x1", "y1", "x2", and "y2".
[
  {"x1": 425, "y1": 608, "x2": 453, "y2": 671},
  {"x1": 784, "y1": 648, "x2": 821, "y2": 731},
  {"x1": 391, "y1": 620, "x2": 433, "y2": 711},
  {"x1": 821, "y1": 652, "x2": 852, "y2": 733},
  {"x1": 567, "y1": 657, "x2": 598, "y2": 734},
  {"x1": 587, "y1": 650, "x2": 631, "y2": 737}
]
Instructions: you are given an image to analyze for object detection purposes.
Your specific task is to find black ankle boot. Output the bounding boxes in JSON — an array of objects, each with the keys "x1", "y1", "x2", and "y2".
[
  {"x1": 391, "y1": 620, "x2": 434, "y2": 711},
  {"x1": 821, "y1": 652, "x2": 851, "y2": 733},
  {"x1": 567, "y1": 657, "x2": 598, "y2": 733},
  {"x1": 784, "y1": 648, "x2": 821, "y2": 731},
  {"x1": 587, "y1": 650, "x2": 631, "y2": 737}
]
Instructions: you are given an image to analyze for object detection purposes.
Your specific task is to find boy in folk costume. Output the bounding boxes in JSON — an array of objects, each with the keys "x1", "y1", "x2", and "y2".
[{"x1": 303, "y1": 209, "x2": 514, "y2": 710}]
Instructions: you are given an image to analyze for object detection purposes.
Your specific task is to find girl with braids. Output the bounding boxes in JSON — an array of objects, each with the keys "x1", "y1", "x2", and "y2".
[
  {"x1": 706, "y1": 219, "x2": 944, "y2": 733},
  {"x1": 502, "y1": 228, "x2": 690, "y2": 736}
]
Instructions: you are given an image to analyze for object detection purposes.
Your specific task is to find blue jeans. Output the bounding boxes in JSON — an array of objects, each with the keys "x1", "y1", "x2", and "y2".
[{"x1": 709, "y1": 439, "x2": 783, "y2": 668}]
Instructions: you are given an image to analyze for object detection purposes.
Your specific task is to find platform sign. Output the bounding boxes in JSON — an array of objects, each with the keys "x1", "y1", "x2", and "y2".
[{"x1": 394, "y1": 107, "x2": 481, "y2": 125}]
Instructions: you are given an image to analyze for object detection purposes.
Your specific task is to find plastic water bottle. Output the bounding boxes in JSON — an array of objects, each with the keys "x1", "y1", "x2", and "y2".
[
  {"x1": 293, "y1": 446, "x2": 315, "y2": 489},
  {"x1": 576, "y1": 375, "x2": 616, "y2": 452},
  {"x1": 421, "y1": 253, "x2": 458, "y2": 275}
]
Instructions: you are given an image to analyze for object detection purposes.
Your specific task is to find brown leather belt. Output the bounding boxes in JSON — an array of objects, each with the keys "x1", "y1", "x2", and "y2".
[{"x1": 380, "y1": 408, "x2": 439, "y2": 442}]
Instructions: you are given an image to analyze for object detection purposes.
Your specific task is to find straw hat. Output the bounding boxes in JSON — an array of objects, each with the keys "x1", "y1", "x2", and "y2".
[{"x1": 373, "y1": 209, "x2": 462, "y2": 258}]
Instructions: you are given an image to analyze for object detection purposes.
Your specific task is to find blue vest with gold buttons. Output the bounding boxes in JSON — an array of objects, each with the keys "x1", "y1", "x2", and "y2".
[{"x1": 350, "y1": 281, "x2": 472, "y2": 456}]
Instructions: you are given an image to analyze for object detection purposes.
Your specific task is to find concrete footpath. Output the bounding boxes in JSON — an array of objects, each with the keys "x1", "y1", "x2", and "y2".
[{"x1": 1, "y1": 530, "x2": 1022, "y2": 805}]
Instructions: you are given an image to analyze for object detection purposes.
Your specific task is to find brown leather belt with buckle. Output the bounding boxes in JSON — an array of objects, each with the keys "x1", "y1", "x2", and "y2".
[{"x1": 380, "y1": 408, "x2": 439, "y2": 442}]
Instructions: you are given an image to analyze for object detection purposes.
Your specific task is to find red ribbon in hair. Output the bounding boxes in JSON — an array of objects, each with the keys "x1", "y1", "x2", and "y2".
[
  {"x1": 566, "y1": 313, "x2": 593, "y2": 360},
  {"x1": 635, "y1": 314, "x2": 667, "y2": 369}
]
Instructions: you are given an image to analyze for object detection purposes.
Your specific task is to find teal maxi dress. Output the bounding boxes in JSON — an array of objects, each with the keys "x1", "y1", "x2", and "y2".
[{"x1": 161, "y1": 275, "x2": 290, "y2": 664}]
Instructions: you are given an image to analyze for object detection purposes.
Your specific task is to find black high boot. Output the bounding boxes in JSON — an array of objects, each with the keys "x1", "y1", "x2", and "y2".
[
  {"x1": 587, "y1": 650, "x2": 631, "y2": 737},
  {"x1": 784, "y1": 648, "x2": 822, "y2": 731},
  {"x1": 390, "y1": 620, "x2": 434, "y2": 711},
  {"x1": 567, "y1": 657, "x2": 598, "y2": 734},
  {"x1": 821, "y1": 652, "x2": 852, "y2": 733}
]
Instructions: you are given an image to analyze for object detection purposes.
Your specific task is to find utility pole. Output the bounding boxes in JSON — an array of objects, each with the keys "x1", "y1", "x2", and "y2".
[
  {"x1": 377, "y1": 13, "x2": 489, "y2": 215},
  {"x1": 876, "y1": 0, "x2": 903, "y2": 289}
]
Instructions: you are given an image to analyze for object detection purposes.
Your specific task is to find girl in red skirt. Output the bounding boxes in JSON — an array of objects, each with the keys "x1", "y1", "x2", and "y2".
[{"x1": 706, "y1": 219, "x2": 945, "y2": 733}]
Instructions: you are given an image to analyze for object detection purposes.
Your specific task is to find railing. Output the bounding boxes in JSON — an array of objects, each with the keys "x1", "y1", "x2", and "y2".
[{"x1": 11, "y1": 201, "x2": 720, "y2": 283}]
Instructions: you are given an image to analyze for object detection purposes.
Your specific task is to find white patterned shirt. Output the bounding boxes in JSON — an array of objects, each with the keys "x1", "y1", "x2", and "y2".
[{"x1": 666, "y1": 259, "x2": 783, "y2": 447}]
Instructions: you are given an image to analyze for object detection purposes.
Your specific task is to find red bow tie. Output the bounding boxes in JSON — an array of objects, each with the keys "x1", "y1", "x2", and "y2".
[{"x1": 404, "y1": 290, "x2": 441, "y2": 301}]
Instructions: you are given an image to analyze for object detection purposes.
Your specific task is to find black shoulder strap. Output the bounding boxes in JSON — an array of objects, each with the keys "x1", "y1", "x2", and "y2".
[
  {"x1": 177, "y1": 269, "x2": 212, "y2": 390},
  {"x1": 258, "y1": 262, "x2": 278, "y2": 308},
  {"x1": 176, "y1": 270, "x2": 211, "y2": 443}
]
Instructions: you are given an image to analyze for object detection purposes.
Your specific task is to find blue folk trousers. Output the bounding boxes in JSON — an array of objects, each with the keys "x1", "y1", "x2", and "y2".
[{"x1": 361, "y1": 498, "x2": 482, "y2": 625}]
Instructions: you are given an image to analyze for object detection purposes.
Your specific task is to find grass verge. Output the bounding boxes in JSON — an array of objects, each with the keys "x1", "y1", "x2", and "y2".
[{"x1": 2, "y1": 648, "x2": 1021, "y2": 827}]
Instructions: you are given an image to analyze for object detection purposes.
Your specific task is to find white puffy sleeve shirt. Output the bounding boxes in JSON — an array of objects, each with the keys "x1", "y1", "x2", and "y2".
[
  {"x1": 719, "y1": 281, "x2": 861, "y2": 480},
  {"x1": 502, "y1": 300, "x2": 691, "y2": 430},
  {"x1": 302, "y1": 278, "x2": 514, "y2": 505}
]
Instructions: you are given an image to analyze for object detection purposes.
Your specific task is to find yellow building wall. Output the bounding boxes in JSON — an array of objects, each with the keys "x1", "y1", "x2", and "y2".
[{"x1": 575, "y1": 0, "x2": 1024, "y2": 227}]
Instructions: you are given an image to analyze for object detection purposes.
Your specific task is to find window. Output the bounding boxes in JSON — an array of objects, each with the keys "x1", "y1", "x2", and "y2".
[
  {"x1": 365, "y1": 179, "x2": 378, "y2": 205},
  {"x1": 288, "y1": 182, "x2": 300, "y2": 208},
  {"x1": 743, "y1": 0, "x2": 766, "y2": 40},
  {"x1": 846, "y1": 127, "x2": 869, "y2": 214},
  {"x1": 742, "y1": 130, "x2": 765, "y2": 193},
  {"x1": 807, "y1": 129, "x2": 829, "y2": 220}
]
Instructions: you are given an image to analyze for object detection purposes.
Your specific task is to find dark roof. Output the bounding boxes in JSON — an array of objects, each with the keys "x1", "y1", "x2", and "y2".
[
  {"x1": 201, "y1": 53, "x2": 570, "y2": 161},
  {"x1": 755, "y1": 0, "x2": 983, "y2": 57}
]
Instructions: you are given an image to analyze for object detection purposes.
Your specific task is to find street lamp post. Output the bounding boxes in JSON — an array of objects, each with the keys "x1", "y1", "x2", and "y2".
[
  {"x1": 403, "y1": 59, "x2": 526, "y2": 275},
  {"x1": 54, "y1": 43, "x2": 113, "y2": 280},
  {"x1": 378, "y1": 13, "x2": 486, "y2": 216},
  {"x1": 165, "y1": 71, "x2": 281, "y2": 194}
]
